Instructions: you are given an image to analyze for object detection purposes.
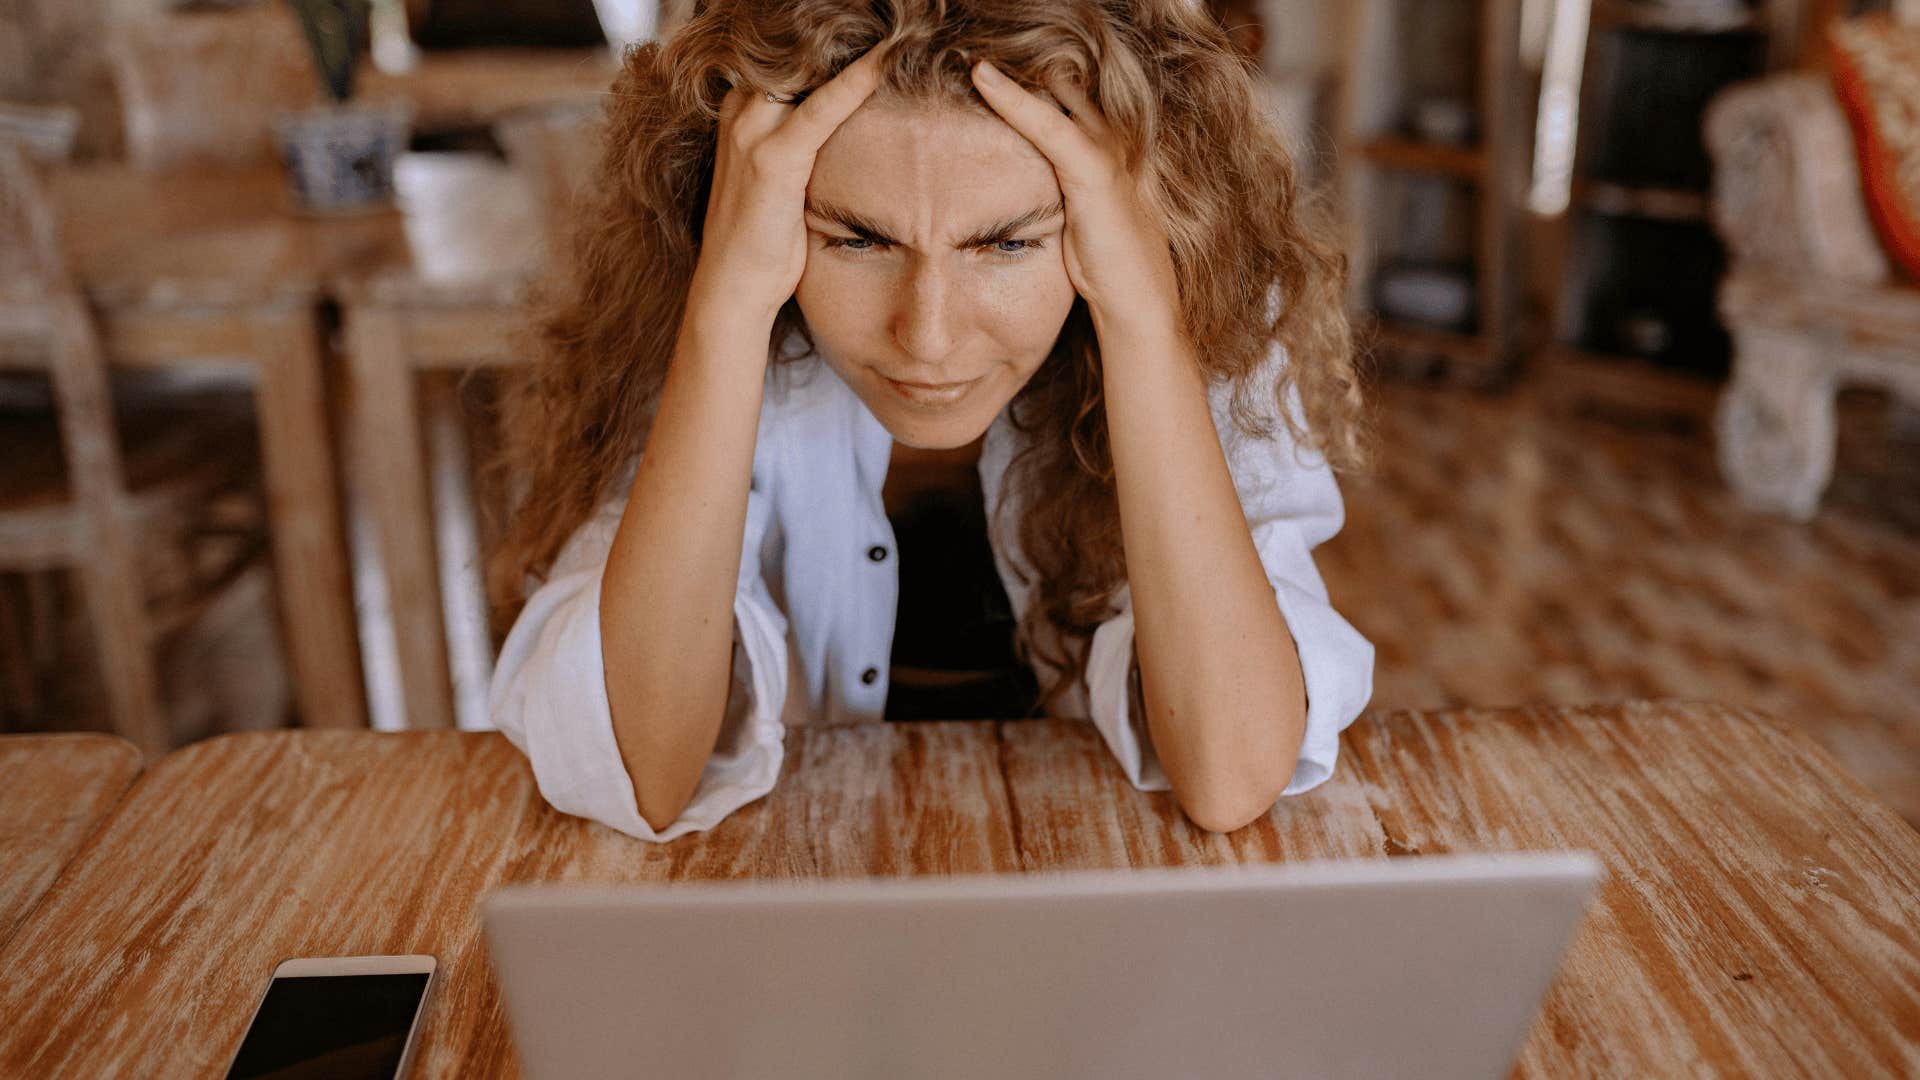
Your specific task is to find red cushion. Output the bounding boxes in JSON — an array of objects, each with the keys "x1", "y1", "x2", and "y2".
[{"x1": 1831, "y1": 16, "x2": 1920, "y2": 281}]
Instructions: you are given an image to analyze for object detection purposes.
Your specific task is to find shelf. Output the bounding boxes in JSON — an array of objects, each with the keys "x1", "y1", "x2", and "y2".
[
  {"x1": 1575, "y1": 180, "x2": 1712, "y2": 223},
  {"x1": 1542, "y1": 2, "x2": 1783, "y2": 403},
  {"x1": 1365, "y1": 319, "x2": 1515, "y2": 386},
  {"x1": 1540, "y1": 346, "x2": 1723, "y2": 421},
  {"x1": 1355, "y1": 137, "x2": 1486, "y2": 181},
  {"x1": 1333, "y1": 0, "x2": 1525, "y2": 389},
  {"x1": 1366, "y1": 318, "x2": 1491, "y2": 361},
  {"x1": 1591, "y1": 0, "x2": 1768, "y2": 35}
]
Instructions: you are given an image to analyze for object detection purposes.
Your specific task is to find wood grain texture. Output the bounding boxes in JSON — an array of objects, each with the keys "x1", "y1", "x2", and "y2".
[
  {"x1": 995, "y1": 720, "x2": 1384, "y2": 870},
  {"x1": 1343, "y1": 702, "x2": 1920, "y2": 1077},
  {"x1": 0, "y1": 704, "x2": 1915, "y2": 1077},
  {"x1": 0, "y1": 724, "x2": 1017, "y2": 1078},
  {"x1": 0, "y1": 733, "x2": 141, "y2": 945}
]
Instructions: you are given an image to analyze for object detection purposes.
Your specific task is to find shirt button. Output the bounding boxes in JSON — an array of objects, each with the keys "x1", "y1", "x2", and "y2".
[
  {"x1": 861, "y1": 667, "x2": 880, "y2": 686},
  {"x1": 867, "y1": 545, "x2": 889, "y2": 562}
]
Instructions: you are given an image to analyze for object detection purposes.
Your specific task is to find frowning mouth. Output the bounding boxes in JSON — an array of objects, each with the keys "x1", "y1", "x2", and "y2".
[{"x1": 881, "y1": 373, "x2": 984, "y2": 406}]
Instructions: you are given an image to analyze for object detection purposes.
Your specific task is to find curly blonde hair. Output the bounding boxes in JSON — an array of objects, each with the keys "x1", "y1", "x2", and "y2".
[{"x1": 492, "y1": 0, "x2": 1366, "y2": 713}]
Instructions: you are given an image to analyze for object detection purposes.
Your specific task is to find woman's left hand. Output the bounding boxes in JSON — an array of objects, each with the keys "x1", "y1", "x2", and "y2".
[{"x1": 969, "y1": 61, "x2": 1181, "y2": 331}]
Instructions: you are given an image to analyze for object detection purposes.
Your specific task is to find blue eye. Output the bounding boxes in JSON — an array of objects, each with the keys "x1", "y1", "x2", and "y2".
[
  {"x1": 987, "y1": 238, "x2": 1042, "y2": 259},
  {"x1": 823, "y1": 235, "x2": 1041, "y2": 259}
]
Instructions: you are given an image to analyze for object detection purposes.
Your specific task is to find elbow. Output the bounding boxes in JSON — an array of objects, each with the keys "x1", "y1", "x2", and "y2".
[
  {"x1": 1178, "y1": 783, "x2": 1285, "y2": 834},
  {"x1": 1171, "y1": 728, "x2": 1302, "y2": 835},
  {"x1": 1173, "y1": 764, "x2": 1293, "y2": 835},
  {"x1": 634, "y1": 774, "x2": 696, "y2": 835},
  {"x1": 631, "y1": 765, "x2": 698, "y2": 835},
  {"x1": 615, "y1": 691, "x2": 733, "y2": 835},
  {"x1": 637, "y1": 802, "x2": 682, "y2": 836}
]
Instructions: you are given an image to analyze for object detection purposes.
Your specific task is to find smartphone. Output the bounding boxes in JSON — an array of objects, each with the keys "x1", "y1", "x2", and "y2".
[{"x1": 225, "y1": 955, "x2": 437, "y2": 1080}]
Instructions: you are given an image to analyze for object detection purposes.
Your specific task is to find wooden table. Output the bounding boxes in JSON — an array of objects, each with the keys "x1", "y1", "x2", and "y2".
[
  {"x1": 51, "y1": 150, "x2": 552, "y2": 725},
  {"x1": 2, "y1": 702, "x2": 1916, "y2": 1076},
  {"x1": 0, "y1": 734, "x2": 141, "y2": 946},
  {"x1": 42, "y1": 42, "x2": 619, "y2": 734},
  {"x1": 338, "y1": 153, "x2": 546, "y2": 734},
  {"x1": 360, "y1": 48, "x2": 617, "y2": 134},
  {"x1": 50, "y1": 163, "x2": 410, "y2": 733},
  {"x1": 51, "y1": 155, "x2": 555, "y2": 735}
]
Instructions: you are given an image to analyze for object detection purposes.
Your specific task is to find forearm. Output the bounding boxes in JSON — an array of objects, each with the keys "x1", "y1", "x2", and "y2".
[
  {"x1": 600, "y1": 302, "x2": 771, "y2": 832},
  {"x1": 1095, "y1": 306, "x2": 1307, "y2": 833}
]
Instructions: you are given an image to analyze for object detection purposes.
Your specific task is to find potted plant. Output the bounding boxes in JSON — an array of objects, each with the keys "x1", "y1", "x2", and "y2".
[{"x1": 273, "y1": 0, "x2": 412, "y2": 212}]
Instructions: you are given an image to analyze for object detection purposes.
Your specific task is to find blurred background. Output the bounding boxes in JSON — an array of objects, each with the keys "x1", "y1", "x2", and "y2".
[{"x1": 1, "y1": 0, "x2": 1915, "y2": 826}]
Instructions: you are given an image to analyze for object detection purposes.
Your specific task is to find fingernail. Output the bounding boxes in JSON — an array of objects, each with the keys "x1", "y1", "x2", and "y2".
[{"x1": 973, "y1": 60, "x2": 1003, "y2": 85}]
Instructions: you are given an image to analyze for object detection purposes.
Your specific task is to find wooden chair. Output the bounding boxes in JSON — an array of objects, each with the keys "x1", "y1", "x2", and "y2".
[
  {"x1": 105, "y1": 6, "x2": 318, "y2": 171},
  {"x1": 0, "y1": 119, "x2": 272, "y2": 755},
  {"x1": 340, "y1": 99, "x2": 604, "y2": 731},
  {"x1": 80, "y1": 15, "x2": 373, "y2": 733}
]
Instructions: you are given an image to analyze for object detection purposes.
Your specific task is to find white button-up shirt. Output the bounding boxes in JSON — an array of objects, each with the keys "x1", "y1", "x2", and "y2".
[{"x1": 489, "y1": 343, "x2": 1375, "y2": 842}]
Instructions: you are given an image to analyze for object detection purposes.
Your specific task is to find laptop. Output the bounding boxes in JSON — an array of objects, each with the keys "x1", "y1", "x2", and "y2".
[{"x1": 484, "y1": 852, "x2": 1601, "y2": 1080}]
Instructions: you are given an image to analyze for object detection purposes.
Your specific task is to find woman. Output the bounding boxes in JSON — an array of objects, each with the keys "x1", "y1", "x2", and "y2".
[{"x1": 489, "y1": 0, "x2": 1374, "y2": 841}]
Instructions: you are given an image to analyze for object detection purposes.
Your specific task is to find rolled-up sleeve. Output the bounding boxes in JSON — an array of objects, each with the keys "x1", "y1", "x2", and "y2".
[
  {"x1": 1081, "y1": 346, "x2": 1375, "y2": 798},
  {"x1": 488, "y1": 479, "x2": 791, "y2": 842}
]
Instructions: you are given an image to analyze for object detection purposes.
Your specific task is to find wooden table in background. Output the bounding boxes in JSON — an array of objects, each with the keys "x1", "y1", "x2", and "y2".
[
  {"x1": 50, "y1": 163, "x2": 404, "y2": 733},
  {"x1": 45, "y1": 43, "x2": 618, "y2": 735},
  {"x1": 337, "y1": 152, "x2": 548, "y2": 735},
  {"x1": 0, "y1": 733, "x2": 141, "y2": 946},
  {"x1": 360, "y1": 48, "x2": 617, "y2": 133},
  {"x1": 51, "y1": 153, "x2": 559, "y2": 735},
  {"x1": 2, "y1": 702, "x2": 1916, "y2": 1076}
]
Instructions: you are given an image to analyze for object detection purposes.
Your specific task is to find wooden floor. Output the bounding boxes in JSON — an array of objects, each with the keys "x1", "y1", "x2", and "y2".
[{"x1": 1319, "y1": 375, "x2": 1920, "y2": 828}]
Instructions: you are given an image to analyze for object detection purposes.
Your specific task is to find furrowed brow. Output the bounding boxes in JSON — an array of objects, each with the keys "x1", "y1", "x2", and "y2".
[
  {"x1": 804, "y1": 198, "x2": 1066, "y2": 249},
  {"x1": 954, "y1": 200, "x2": 1065, "y2": 248},
  {"x1": 803, "y1": 199, "x2": 900, "y2": 244}
]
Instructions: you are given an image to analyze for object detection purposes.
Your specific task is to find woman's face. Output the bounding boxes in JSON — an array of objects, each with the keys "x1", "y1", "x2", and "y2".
[{"x1": 795, "y1": 96, "x2": 1078, "y2": 449}]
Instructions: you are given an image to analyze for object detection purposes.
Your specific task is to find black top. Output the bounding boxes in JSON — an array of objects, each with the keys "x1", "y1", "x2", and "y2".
[{"x1": 882, "y1": 469, "x2": 1039, "y2": 723}]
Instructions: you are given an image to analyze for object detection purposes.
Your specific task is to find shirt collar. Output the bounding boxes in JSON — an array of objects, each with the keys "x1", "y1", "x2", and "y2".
[{"x1": 798, "y1": 352, "x2": 1019, "y2": 501}]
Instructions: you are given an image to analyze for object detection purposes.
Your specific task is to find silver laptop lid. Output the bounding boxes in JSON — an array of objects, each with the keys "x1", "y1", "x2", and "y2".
[{"x1": 485, "y1": 852, "x2": 1601, "y2": 1080}]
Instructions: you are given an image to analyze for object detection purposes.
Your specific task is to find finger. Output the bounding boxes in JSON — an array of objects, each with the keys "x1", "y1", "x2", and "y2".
[
  {"x1": 1049, "y1": 77, "x2": 1111, "y2": 141},
  {"x1": 723, "y1": 82, "x2": 794, "y2": 142},
  {"x1": 718, "y1": 83, "x2": 752, "y2": 123},
  {"x1": 772, "y1": 43, "x2": 891, "y2": 152},
  {"x1": 970, "y1": 61, "x2": 1103, "y2": 176}
]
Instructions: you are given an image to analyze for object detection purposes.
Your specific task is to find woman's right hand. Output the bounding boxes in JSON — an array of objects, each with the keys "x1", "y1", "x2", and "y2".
[{"x1": 688, "y1": 45, "x2": 890, "y2": 325}]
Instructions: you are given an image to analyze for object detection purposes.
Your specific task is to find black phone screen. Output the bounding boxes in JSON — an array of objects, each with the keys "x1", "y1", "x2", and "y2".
[{"x1": 225, "y1": 971, "x2": 431, "y2": 1080}]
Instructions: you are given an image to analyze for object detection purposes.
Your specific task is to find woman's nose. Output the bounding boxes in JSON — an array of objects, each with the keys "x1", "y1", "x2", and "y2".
[{"x1": 890, "y1": 258, "x2": 963, "y2": 368}]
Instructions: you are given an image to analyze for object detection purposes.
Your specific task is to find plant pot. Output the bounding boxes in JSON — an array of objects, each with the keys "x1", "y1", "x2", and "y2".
[{"x1": 272, "y1": 102, "x2": 413, "y2": 213}]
